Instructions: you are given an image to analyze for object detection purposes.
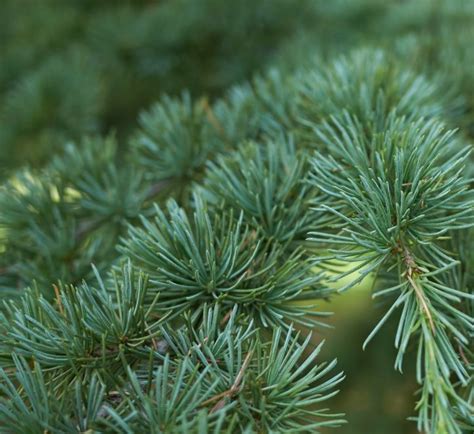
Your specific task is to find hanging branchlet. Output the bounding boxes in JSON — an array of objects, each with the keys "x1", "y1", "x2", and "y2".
[
  {"x1": 309, "y1": 115, "x2": 472, "y2": 277},
  {"x1": 308, "y1": 113, "x2": 474, "y2": 432},
  {"x1": 447, "y1": 227, "x2": 474, "y2": 430}
]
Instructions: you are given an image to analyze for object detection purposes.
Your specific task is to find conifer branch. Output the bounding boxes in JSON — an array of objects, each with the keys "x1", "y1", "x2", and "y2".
[{"x1": 1, "y1": 8, "x2": 473, "y2": 431}]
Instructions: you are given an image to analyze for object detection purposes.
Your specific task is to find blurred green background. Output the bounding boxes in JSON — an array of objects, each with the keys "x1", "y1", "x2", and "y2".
[
  {"x1": 318, "y1": 285, "x2": 419, "y2": 434},
  {"x1": 2, "y1": 0, "x2": 472, "y2": 175},
  {"x1": 1, "y1": 1, "x2": 472, "y2": 432}
]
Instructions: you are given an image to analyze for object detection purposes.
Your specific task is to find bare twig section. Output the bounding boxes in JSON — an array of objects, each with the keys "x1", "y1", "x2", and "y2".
[
  {"x1": 457, "y1": 341, "x2": 469, "y2": 366},
  {"x1": 201, "y1": 350, "x2": 254, "y2": 413},
  {"x1": 406, "y1": 273, "x2": 435, "y2": 333},
  {"x1": 401, "y1": 245, "x2": 435, "y2": 333},
  {"x1": 52, "y1": 284, "x2": 64, "y2": 316},
  {"x1": 219, "y1": 310, "x2": 233, "y2": 327}
]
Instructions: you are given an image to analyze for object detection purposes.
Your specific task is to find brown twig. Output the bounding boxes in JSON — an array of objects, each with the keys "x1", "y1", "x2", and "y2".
[
  {"x1": 401, "y1": 245, "x2": 435, "y2": 332},
  {"x1": 52, "y1": 284, "x2": 64, "y2": 316},
  {"x1": 201, "y1": 350, "x2": 254, "y2": 413},
  {"x1": 457, "y1": 341, "x2": 469, "y2": 366},
  {"x1": 406, "y1": 273, "x2": 435, "y2": 332},
  {"x1": 219, "y1": 310, "x2": 233, "y2": 327}
]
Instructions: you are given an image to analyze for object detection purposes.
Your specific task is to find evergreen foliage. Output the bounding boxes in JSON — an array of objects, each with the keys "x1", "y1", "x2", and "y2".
[
  {"x1": 309, "y1": 116, "x2": 473, "y2": 433},
  {"x1": 0, "y1": 1, "x2": 473, "y2": 433}
]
